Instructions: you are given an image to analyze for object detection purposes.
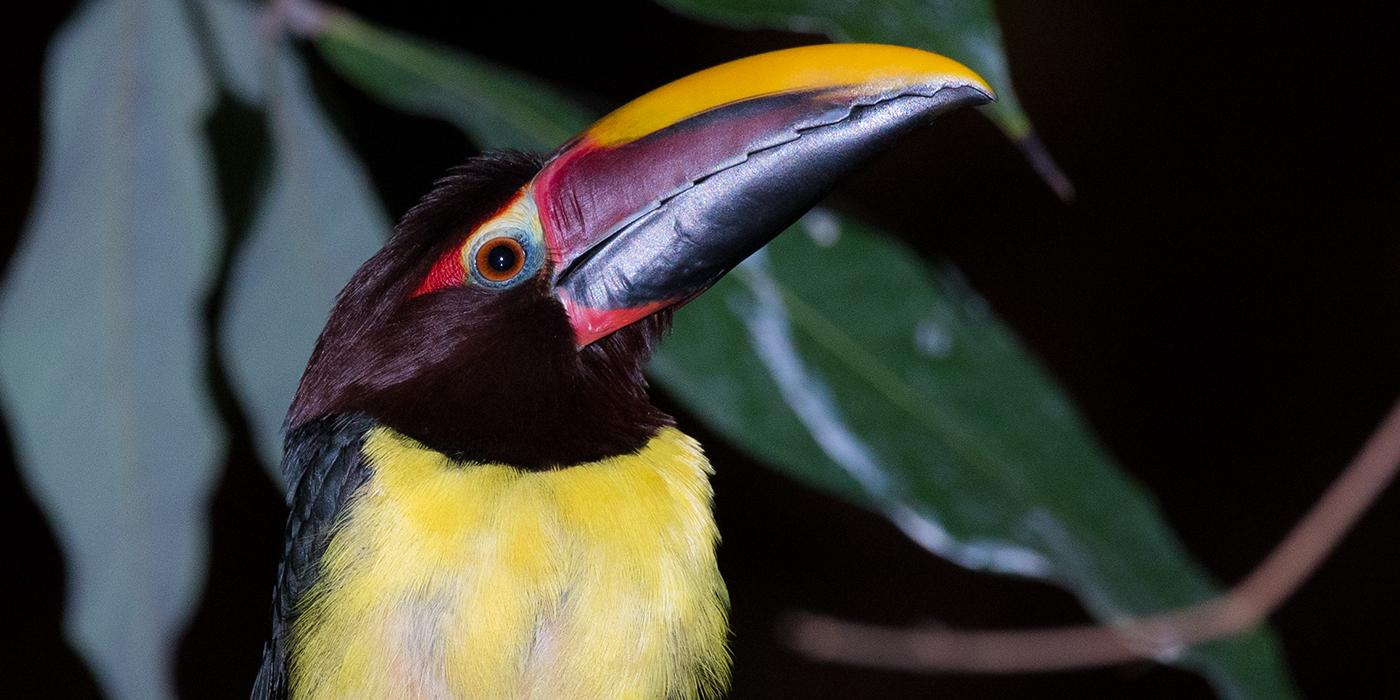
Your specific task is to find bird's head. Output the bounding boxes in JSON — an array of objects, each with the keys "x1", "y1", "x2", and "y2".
[{"x1": 288, "y1": 44, "x2": 991, "y2": 469}]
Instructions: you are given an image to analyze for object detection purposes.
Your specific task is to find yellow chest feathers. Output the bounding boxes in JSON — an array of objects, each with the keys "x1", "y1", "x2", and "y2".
[{"x1": 289, "y1": 426, "x2": 730, "y2": 700}]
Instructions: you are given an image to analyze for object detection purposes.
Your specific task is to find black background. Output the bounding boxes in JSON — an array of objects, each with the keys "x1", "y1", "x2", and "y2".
[{"x1": 4, "y1": 1, "x2": 1399, "y2": 698}]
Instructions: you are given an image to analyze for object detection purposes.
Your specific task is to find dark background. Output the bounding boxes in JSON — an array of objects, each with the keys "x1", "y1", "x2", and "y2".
[{"x1": 4, "y1": 1, "x2": 1399, "y2": 698}]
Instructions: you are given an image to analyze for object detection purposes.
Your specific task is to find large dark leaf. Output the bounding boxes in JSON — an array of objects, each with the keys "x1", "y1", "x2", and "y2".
[
  {"x1": 305, "y1": 12, "x2": 1294, "y2": 697},
  {"x1": 651, "y1": 214, "x2": 1296, "y2": 698},
  {"x1": 0, "y1": 0, "x2": 222, "y2": 697},
  {"x1": 317, "y1": 11, "x2": 591, "y2": 152}
]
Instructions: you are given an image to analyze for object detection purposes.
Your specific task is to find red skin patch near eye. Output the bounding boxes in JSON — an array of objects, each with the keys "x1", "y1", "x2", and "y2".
[
  {"x1": 411, "y1": 192, "x2": 528, "y2": 298},
  {"x1": 412, "y1": 246, "x2": 467, "y2": 297}
]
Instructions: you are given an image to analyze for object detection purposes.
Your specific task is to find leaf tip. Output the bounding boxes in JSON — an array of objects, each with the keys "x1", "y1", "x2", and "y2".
[{"x1": 1017, "y1": 129, "x2": 1076, "y2": 203}]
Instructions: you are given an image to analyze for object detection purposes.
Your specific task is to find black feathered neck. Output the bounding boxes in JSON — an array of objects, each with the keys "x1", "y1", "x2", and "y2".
[{"x1": 287, "y1": 151, "x2": 671, "y2": 470}]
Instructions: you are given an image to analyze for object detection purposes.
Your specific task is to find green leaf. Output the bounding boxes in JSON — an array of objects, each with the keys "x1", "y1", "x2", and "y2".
[
  {"x1": 309, "y1": 11, "x2": 1293, "y2": 696},
  {"x1": 0, "y1": 0, "x2": 223, "y2": 698},
  {"x1": 655, "y1": 0, "x2": 1074, "y2": 199},
  {"x1": 204, "y1": 0, "x2": 390, "y2": 483},
  {"x1": 316, "y1": 11, "x2": 592, "y2": 152},
  {"x1": 650, "y1": 214, "x2": 1296, "y2": 699}
]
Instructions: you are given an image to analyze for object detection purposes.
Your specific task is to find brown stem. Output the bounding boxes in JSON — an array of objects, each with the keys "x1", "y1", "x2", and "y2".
[{"x1": 786, "y1": 396, "x2": 1400, "y2": 673}]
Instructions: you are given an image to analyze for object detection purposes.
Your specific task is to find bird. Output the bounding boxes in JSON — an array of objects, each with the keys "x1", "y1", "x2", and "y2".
[{"x1": 252, "y1": 43, "x2": 991, "y2": 700}]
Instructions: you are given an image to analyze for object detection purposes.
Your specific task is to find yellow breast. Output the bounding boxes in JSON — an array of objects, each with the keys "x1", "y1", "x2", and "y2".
[{"x1": 289, "y1": 426, "x2": 730, "y2": 700}]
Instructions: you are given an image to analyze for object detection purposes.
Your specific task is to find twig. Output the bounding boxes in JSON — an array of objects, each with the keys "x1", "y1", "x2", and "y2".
[
  {"x1": 785, "y1": 395, "x2": 1400, "y2": 673},
  {"x1": 258, "y1": 0, "x2": 329, "y2": 39}
]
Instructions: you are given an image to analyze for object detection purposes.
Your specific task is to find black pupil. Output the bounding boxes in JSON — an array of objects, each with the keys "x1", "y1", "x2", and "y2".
[{"x1": 486, "y1": 243, "x2": 519, "y2": 274}]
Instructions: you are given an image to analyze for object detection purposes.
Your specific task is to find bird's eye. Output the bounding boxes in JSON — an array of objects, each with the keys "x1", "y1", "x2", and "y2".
[
  {"x1": 476, "y1": 238, "x2": 525, "y2": 282},
  {"x1": 466, "y1": 231, "x2": 540, "y2": 289}
]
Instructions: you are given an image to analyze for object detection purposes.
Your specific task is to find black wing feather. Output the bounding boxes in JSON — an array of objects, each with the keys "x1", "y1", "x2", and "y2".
[{"x1": 252, "y1": 414, "x2": 376, "y2": 700}]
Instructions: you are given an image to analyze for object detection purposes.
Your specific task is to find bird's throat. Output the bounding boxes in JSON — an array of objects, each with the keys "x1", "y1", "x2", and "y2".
[{"x1": 288, "y1": 426, "x2": 730, "y2": 699}]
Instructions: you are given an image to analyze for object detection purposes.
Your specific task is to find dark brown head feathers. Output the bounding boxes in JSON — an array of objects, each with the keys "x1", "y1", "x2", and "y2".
[{"x1": 287, "y1": 151, "x2": 671, "y2": 470}]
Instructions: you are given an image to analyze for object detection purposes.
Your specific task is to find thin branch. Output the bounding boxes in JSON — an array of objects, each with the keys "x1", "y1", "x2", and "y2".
[{"x1": 785, "y1": 395, "x2": 1400, "y2": 673}]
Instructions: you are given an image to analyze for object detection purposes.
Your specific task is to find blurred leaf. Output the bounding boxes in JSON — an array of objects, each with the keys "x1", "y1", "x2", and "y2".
[
  {"x1": 204, "y1": 0, "x2": 390, "y2": 484},
  {"x1": 0, "y1": 0, "x2": 223, "y2": 698},
  {"x1": 317, "y1": 11, "x2": 592, "y2": 152},
  {"x1": 309, "y1": 10, "x2": 1292, "y2": 697},
  {"x1": 650, "y1": 215, "x2": 1295, "y2": 699},
  {"x1": 655, "y1": 0, "x2": 1074, "y2": 199}
]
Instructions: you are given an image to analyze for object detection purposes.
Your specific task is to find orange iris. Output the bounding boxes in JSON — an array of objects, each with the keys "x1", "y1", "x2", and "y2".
[{"x1": 474, "y1": 238, "x2": 526, "y2": 283}]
